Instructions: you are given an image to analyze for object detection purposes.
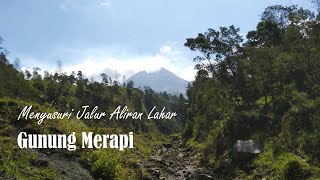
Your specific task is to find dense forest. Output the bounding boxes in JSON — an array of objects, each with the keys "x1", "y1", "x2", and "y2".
[
  {"x1": 183, "y1": 4, "x2": 320, "y2": 179},
  {"x1": 1, "y1": 3, "x2": 320, "y2": 180}
]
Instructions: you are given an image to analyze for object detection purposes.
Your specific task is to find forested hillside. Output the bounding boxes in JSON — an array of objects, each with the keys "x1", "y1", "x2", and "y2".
[
  {"x1": 183, "y1": 5, "x2": 320, "y2": 179},
  {"x1": 0, "y1": 48, "x2": 186, "y2": 179}
]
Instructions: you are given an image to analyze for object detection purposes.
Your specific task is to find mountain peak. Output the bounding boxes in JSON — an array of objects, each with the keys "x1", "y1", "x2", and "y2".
[
  {"x1": 158, "y1": 67, "x2": 172, "y2": 74},
  {"x1": 159, "y1": 67, "x2": 167, "y2": 71},
  {"x1": 126, "y1": 68, "x2": 188, "y2": 95}
]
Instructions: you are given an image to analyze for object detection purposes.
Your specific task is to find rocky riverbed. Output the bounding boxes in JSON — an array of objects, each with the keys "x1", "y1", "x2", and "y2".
[{"x1": 141, "y1": 138, "x2": 216, "y2": 180}]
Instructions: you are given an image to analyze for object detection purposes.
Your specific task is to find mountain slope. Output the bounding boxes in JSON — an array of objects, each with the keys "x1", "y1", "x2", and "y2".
[
  {"x1": 0, "y1": 54, "x2": 39, "y2": 100},
  {"x1": 126, "y1": 68, "x2": 189, "y2": 95}
]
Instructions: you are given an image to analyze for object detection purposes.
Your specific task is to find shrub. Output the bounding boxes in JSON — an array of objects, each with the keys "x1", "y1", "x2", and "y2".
[
  {"x1": 283, "y1": 160, "x2": 306, "y2": 180},
  {"x1": 84, "y1": 150, "x2": 119, "y2": 180}
]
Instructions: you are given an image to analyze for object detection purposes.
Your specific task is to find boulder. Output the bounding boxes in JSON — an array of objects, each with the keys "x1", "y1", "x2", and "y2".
[{"x1": 232, "y1": 140, "x2": 262, "y2": 161}]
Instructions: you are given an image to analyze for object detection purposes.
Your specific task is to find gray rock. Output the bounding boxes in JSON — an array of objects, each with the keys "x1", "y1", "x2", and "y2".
[
  {"x1": 232, "y1": 140, "x2": 262, "y2": 161},
  {"x1": 197, "y1": 174, "x2": 214, "y2": 180},
  {"x1": 149, "y1": 155, "x2": 163, "y2": 163},
  {"x1": 148, "y1": 168, "x2": 160, "y2": 179},
  {"x1": 187, "y1": 173, "x2": 214, "y2": 180}
]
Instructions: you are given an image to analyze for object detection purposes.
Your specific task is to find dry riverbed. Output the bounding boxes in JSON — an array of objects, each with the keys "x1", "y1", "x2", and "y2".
[{"x1": 141, "y1": 137, "x2": 216, "y2": 180}]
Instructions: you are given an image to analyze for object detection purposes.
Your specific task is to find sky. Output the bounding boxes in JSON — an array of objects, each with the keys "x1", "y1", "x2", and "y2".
[{"x1": 0, "y1": 0, "x2": 315, "y2": 81}]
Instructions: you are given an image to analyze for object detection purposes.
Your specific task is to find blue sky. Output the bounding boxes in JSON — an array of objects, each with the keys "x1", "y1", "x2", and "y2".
[{"x1": 0, "y1": 0, "x2": 315, "y2": 81}]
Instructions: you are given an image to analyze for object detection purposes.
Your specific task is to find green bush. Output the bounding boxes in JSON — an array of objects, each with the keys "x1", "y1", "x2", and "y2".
[
  {"x1": 284, "y1": 160, "x2": 306, "y2": 180},
  {"x1": 84, "y1": 150, "x2": 119, "y2": 180}
]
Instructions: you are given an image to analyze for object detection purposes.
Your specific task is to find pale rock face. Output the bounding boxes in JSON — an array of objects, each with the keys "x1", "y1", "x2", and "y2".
[{"x1": 232, "y1": 140, "x2": 262, "y2": 161}]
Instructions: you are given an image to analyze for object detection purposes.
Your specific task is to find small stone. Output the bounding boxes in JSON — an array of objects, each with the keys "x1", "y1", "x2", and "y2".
[
  {"x1": 178, "y1": 153, "x2": 184, "y2": 158},
  {"x1": 196, "y1": 174, "x2": 214, "y2": 180}
]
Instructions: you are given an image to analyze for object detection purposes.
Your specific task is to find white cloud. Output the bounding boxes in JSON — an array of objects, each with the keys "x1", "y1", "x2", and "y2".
[
  {"x1": 20, "y1": 44, "x2": 196, "y2": 82},
  {"x1": 98, "y1": 0, "x2": 112, "y2": 7},
  {"x1": 180, "y1": 65, "x2": 196, "y2": 82},
  {"x1": 58, "y1": 0, "x2": 74, "y2": 12},
  {"x1": 62, "y1": 44, "x2": 195, "y2": 81},
  {"x1": 58, "y1": 0, "x2": 112, "y2": 12},
  {"x1": 159, "y1": 45, "x2": 172, "y2": 55}
]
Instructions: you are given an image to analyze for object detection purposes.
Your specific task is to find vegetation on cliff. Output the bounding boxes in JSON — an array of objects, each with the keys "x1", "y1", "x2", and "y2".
[{"x1": 183, "y1": 4, "x2": 320, "y2": 179}]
